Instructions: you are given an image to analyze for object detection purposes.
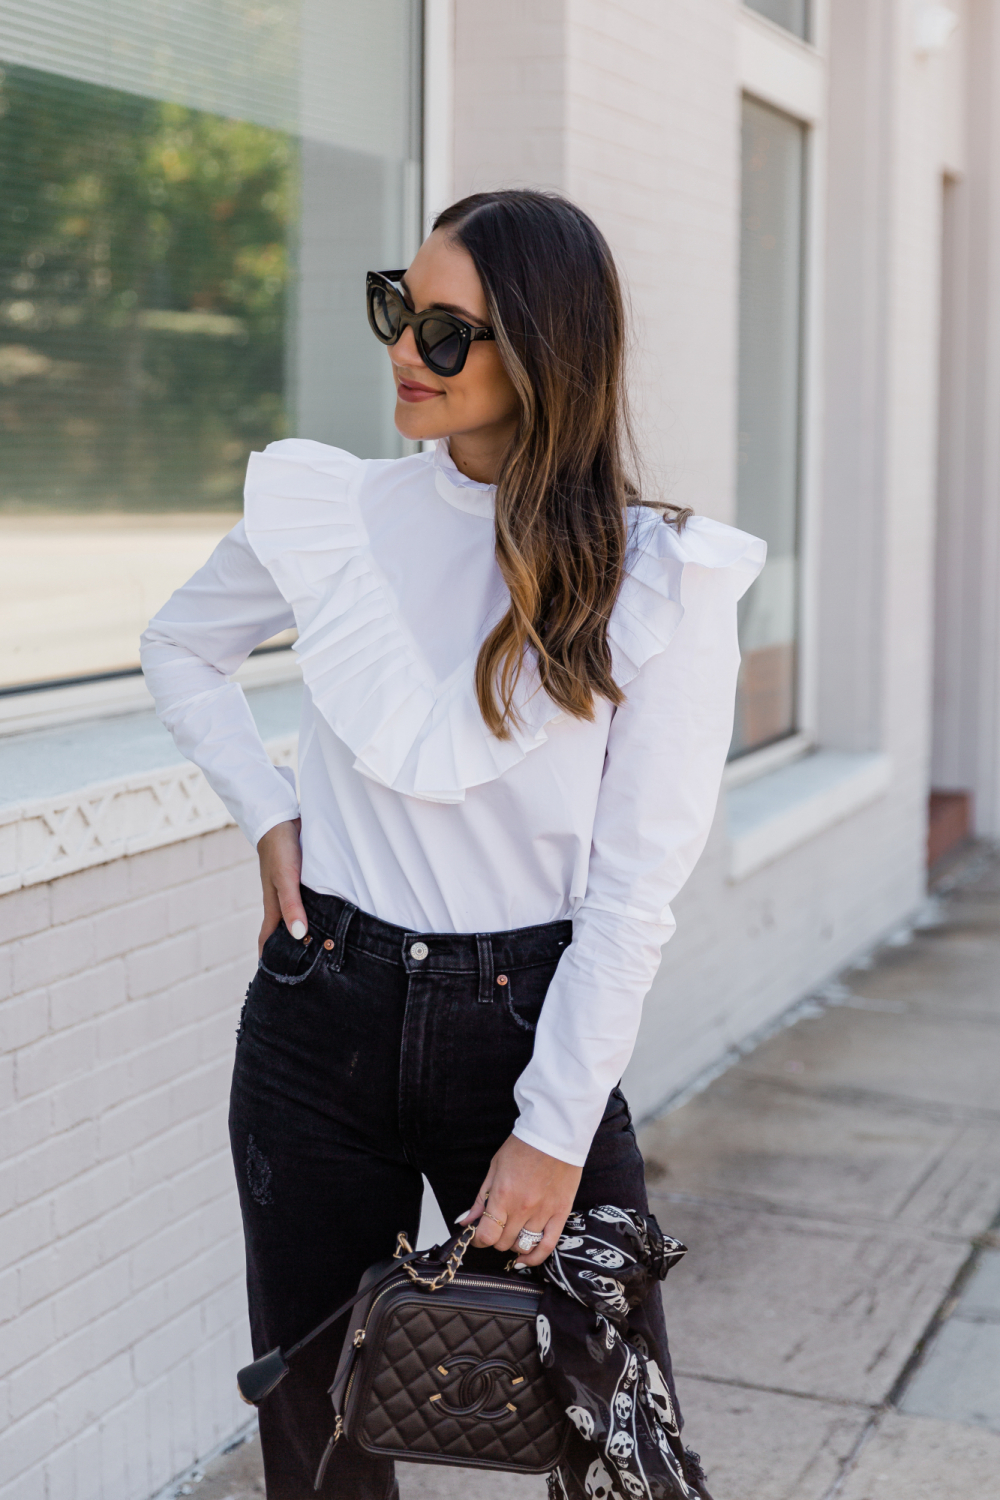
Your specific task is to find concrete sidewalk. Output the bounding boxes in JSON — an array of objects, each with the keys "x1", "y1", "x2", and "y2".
[{"x1": 187, "y1": 847, "x2": 1000, "y2": 1500}]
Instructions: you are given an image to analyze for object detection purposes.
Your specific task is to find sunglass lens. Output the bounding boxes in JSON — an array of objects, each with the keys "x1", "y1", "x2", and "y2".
[
  {"x1": 421, "y1": 317, "x2": 464, "y2": 373},
  {"x1": 370, "y1": 285, "x2": 402, "y2": 342}
]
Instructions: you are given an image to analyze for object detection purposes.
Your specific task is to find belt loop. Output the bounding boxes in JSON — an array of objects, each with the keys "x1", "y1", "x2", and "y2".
[
  {"x1": 329, "y1": 901, "x2": 357, "y2": 972},
  {"x1": 476, "y1": 934, "x2": 494, "y2": 1004}
]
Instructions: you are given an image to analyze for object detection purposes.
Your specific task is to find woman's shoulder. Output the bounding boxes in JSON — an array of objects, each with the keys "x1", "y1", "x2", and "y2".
[
  {"x1": 245, "y1": 437, "x2": 430, "y2": 487},
  {"x1": 625, "y1": 504, "x2": 765, "y2": 585},
  {"x1": 243, "y1": 439, "x2": 431, "y2": 534},
  {"x1": 610, "y1": 506, "x2": 766, "y2": 684},
  {"x1": 244, "y1": 437, "x2": 370, "y2": 490},
  {"x1": 257, "y1": 436, "x2": 362, "y2": 467},
  {"x1": 241, "y1": 440, "x2": 374, "y2": 589}
]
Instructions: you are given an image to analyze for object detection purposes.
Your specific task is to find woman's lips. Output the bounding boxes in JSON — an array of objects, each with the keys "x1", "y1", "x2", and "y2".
[{"x1": 396, "y1": 378, "x2": 443, "y2": 403}]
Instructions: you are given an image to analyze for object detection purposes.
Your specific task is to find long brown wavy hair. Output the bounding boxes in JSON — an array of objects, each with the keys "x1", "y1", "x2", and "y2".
[{"x1": 433, "y1": 190, "x2": 688, "y2": 738}]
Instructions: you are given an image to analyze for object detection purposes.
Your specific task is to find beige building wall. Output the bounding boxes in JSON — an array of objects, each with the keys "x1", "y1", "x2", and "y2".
[
  {"x1": 452, "y1": 0, "x2": 971, "y2": 1116},
  {"x1": 453, "y1": 0, "x2": 740, "y2": 518}
]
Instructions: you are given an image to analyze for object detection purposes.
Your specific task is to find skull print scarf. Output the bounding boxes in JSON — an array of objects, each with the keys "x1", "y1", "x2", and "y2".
[{"x1": 536, "y1": 1206, "x2": 713, "y2": 1500}]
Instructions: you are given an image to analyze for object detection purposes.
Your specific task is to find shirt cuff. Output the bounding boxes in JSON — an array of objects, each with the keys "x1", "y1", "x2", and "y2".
[
  {"x1": 243, "y1": 765, "x2": 301, "y2": 847},
  {"x1": 510, "y1": 1119, "x2": 589, "y2": 1169},
  {"x1": 249, "y1": 802, "x2": 301, "y2": 849}
]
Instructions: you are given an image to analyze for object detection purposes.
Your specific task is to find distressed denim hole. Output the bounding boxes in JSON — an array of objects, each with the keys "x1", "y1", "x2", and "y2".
[
  {"x1": 236, "y1": 982, "x2": 252, "y2": 1043},
  {"x1": 246, "y1": 1134, "x2": 274, "y2": 1205},
  {"x1": 502, "y1": 982, "x2": 537, "y2": 1032}
]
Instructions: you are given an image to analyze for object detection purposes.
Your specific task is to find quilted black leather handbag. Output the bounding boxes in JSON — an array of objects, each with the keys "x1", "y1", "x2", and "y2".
[{"x1": 236, "y1": 1225, "x2": 570, "y2": 1488}]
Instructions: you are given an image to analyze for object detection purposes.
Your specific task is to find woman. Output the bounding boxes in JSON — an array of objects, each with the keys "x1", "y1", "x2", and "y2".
[{"x1": 141, "y1": 189, "x2": 764, "y2": 1499}]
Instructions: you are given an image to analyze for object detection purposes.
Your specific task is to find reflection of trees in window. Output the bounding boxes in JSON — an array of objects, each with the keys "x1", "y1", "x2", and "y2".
[{"x1": 0, "y1": 64, "x2": 295, "y2": 512}]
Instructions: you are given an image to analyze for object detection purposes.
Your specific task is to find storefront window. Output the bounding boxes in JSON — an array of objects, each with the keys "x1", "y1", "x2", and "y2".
[
  {"x1": 732, "y1": 95, "x2": 806, "y2": 757},
  {"x1": 744, "y1": 0, "x2": 811, "y2": 43},
  {"x1": 0, "y1": 1, "x2": 421, "y2": 691}
]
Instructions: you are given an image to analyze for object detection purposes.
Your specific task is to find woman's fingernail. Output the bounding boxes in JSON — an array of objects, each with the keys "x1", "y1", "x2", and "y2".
[
  {"x1": 513, "y1": 1261, "x2": 526, "y2": 1269},
  {"x1": 290, "y1": 920, "x2": 306, "y2": 940},
  {"x1": 455, "y1": 1211, "x2": 471, "y2": 1224}
]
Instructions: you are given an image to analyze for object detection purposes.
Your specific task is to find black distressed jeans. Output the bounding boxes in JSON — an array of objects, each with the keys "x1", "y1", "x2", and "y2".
[{"x1": 229, "y1": 886, "x2": 672, "y2": 1499}]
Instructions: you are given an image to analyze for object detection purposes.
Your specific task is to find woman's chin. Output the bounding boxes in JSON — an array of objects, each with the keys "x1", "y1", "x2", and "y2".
[{"x1": 393, "y1": 402, "x2": 449, "y2": 443}]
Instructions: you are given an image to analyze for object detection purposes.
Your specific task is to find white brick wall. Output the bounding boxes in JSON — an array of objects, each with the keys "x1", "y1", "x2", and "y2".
[{"x1": 0, "y1": 829, "x2": 258, "y2": 1500}]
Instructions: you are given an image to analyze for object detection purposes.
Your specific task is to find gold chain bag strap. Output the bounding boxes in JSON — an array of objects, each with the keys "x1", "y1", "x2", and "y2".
[
  {"x1": 236, "y1": 1226, "x2": 570, "y2": 1486},
  {"x1": 397, "y1": 1225, "x2": 473, "y2": 1289}
]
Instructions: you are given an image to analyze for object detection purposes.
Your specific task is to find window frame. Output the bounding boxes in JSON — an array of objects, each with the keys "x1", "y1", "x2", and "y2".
[
  {"x1": 742, "y1": 0, "x2": 814, "y2": 48},
  {"x1": 726, "y1": 0, "x2": 828, "y2": 782}
]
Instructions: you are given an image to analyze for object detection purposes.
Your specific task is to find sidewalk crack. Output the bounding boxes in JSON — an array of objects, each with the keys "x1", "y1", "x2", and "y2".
[{"x1": 673, "y1": 1369, "x2": 875, "y2": 1411}]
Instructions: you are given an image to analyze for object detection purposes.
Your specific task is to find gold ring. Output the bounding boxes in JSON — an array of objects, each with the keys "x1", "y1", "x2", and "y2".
[{"x1": 481, "y1": 1208, "x2": 507, "y2": 1229}]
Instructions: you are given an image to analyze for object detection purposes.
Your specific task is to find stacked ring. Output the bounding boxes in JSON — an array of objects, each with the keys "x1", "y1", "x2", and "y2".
[{"x1": 516, "y1": 1228, "x2": 544, "y2": 1253}]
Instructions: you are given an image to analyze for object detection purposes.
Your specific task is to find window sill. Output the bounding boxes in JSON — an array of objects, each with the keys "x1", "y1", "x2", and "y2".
[
  {"x1": 0, "y1": 675, "x2": 302, "y2": 894},
  {"x1": 726, "y1": 749, "x2": 894, "y2": 881},
  {"x1": 723, "y1": 730, "x2": 812, "y2": 789},
  {"x1": 0, "y1": 648, "x2": 300, "y2": 737}
]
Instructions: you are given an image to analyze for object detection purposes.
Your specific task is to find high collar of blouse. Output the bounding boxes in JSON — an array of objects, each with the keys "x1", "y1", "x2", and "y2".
[{"x1": 431, "y1": 439, "x2": 496, "y2": 519}]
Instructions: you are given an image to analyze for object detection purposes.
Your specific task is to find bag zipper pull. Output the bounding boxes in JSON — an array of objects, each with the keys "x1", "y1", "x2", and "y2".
[{"x1": 313, "y1": 1418, "x2": 343, "y2": 1490}]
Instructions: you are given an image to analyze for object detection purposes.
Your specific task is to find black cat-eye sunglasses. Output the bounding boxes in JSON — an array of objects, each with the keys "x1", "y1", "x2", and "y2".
[{"x1": 366, "y1": 270, "x2": 495, "y2": 377}]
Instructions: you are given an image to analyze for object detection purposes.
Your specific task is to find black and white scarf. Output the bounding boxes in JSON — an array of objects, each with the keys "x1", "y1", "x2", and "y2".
[{"x1": 537, "y1": 1205, "x2": 712, "y2": 1500}]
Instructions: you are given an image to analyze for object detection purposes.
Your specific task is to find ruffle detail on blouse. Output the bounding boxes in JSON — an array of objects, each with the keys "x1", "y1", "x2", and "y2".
[
  {"x1": 609, "y1": 508, "x2": 767, "y2": 686},
  {"x1": 243, "y1": 445, "x2": 765, "y2": 803},
  {"x1": 243, "y1": 439, "x2": 563, "y2": 805}
]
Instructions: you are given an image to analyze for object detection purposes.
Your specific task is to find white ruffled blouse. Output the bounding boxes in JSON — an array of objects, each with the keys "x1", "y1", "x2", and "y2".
[{"x1": 141, "y1": 438, "x2": 765, "y2": 1166}]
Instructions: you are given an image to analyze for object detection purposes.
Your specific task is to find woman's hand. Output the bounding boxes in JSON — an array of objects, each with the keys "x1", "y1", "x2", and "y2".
[
  {"x1": 458, "y1": 1134, "x2": 582, "y2": 1267},
  {"x1": 257, "y1": 819, "x2": 307, "y2": 956}
]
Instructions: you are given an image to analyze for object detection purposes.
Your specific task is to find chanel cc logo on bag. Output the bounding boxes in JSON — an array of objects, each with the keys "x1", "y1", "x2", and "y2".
[{"x1": 428, "y1": 1356, "x2": 526, "y2": 1419}]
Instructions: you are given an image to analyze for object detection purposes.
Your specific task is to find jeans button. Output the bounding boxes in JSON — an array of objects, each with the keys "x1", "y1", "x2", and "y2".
[{"x1": 410, "y1": 941, "x2": 429, "y2": 961}]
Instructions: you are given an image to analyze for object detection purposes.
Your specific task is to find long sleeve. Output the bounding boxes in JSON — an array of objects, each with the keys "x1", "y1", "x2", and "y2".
[
  {"x1": 511, "y1": 552, "x2": 753, "y2": 1166},
  {"x1": 140, "y1": 520, "x2": 301, "y2": 847}
]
